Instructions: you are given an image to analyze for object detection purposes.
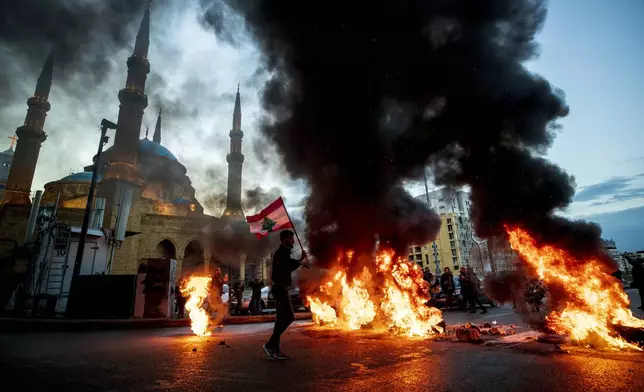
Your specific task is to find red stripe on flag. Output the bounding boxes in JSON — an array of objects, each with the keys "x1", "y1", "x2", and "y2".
[{"x1": 246, "y1": 197, "x2": 286, "y2": 223}]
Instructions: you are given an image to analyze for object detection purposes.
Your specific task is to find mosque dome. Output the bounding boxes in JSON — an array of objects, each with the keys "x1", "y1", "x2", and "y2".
[
  {"x1": 98, "y1": 138, "x2": 178, "y2": 163},
  {"x1": 138, "y1": 138, "x2": 177, "y2": 161},
  {"x1": 57, "y1": 172, "x2": 103, "y2": 183},
  {"x1": 172, "y1": 197, "x2": 193, "y2": 204}
]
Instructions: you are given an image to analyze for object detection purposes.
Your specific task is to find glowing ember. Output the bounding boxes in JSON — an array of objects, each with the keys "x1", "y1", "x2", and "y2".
[
  {"x1": 307, "y1": 249, "x2": 443, "y2": 337},
  {"x1": 507, "y1": 227, "x2": 644, "y2": 350},
  {"x1": 180, "y1": 275, "x2": 212, "y2": 337}
]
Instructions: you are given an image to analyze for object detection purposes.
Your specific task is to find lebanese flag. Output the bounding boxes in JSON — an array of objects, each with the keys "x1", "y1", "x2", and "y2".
[{"x1": 246, "y1": 197, "x2": 294, "y2": 239}]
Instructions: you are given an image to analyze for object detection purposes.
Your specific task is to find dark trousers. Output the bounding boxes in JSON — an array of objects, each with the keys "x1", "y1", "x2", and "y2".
[
  {"x1": 250, "y1": 296, "x2": 262, "y2": 315},
  {"x1": 638, "y1": 287, "x2": 644, "y2": 308},
  {"x1": 467, "y1": 293, "x2": 486, "y2": 312},
  {"x1": 267, "y1": 285, "x2": 294, "y2": 350},
  {"x1": 234, "y1": 293, "x2": 243, "y2": 313},
  {"x1": 176, "y1": 299, "x2": 185, "y2": 318},
  {"x1": 444, "y1": 291, "x2": 454, "y2": 309}
]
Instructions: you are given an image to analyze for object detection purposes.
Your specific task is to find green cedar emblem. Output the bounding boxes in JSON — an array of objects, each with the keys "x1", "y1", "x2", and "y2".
[{"x1": 261, "y1": 217, "x2": 277, "y2": 232}]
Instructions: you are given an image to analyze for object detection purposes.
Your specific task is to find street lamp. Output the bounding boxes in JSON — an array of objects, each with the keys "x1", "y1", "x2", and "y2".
[{"x1": 70, "y1": 119, "x2": 117, "y2": 284}]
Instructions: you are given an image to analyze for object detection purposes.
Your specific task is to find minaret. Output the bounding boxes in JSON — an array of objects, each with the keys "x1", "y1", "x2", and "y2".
[
  {"x1": 2, "y1": 52, "x2": 54, "y2": 205},
  {"x1": 104, "y1": 3, "x2": 150, "y2": 183},
  {"x1": 94, "y1": 5, "x2": 151, "y2": 275},
  {"x1": 153, "y1": 107, "x2": 162, "y2": 144},
  {"x1": 222, "y1": 84, "x2": 245, "y2": 219}
]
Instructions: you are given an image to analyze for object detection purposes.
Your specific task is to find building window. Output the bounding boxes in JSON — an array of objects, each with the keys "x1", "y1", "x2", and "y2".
[
  {"x1": 423, "y1": 245, "x2": 428, "y2": 250},
  {"x1": 408, "y1": 255, "x2": 413, "y2": 261},
  {"x1": 450, "y1": 241, "x2": 455, "y2": 248},
  {"x1": 414, "y1": 246, "x2": 421, "y2": 253},
  {"x1": 452, "y1": 256, "x2": 458, "y2": 264},
  {"x1": 447, "y1": 225, "x2": 453, "y2": 232},
  {"x1": 446, "y1": 218, "x2": 452, "y2": 224},
  {"x1": 449, "y1": 232, "x2": 454, "y2": 240},
  {"x1": 415, "y1": 254, "x2": 422, "y2": 261},
  {"x1": 451, "y1": 249, "x2": 457, "y2": 257}
]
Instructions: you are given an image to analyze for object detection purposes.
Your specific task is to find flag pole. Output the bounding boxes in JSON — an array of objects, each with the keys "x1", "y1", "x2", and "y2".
[{"x1": 279, "y1": 197, "x2": 310, "y2": 268}]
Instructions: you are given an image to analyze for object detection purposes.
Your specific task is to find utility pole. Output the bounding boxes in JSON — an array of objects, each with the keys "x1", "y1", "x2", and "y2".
[{"x1": 71, "y1": 119, "x2": 117, "y2": 284}]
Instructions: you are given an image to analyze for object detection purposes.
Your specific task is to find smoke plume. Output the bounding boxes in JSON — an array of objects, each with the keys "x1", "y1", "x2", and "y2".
[
  {"x1": 212, "y1": 0, "x2": 608, "y2": 266},
  {"x1": 0, "y1": 0, "x2": 159, "y2": 103}
]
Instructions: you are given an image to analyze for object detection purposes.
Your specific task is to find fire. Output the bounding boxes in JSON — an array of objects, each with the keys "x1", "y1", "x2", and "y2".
[
  {"x1": 307, "y1": 249, "x2": 443, "y2": 337},
  {"x1": 507, "y1": 227, "x2": 644, "y2": 350},
  {"x1": 180, "y1": 275, "x2": 212, "y2": 337}
]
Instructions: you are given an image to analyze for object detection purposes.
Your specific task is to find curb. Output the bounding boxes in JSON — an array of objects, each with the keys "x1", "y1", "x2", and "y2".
[{"x1": 0, "y1": 312, "x2": 312, "y2": 333}]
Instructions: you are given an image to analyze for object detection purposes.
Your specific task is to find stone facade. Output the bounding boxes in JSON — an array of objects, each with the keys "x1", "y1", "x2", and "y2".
[{"x1": 1, "y1": 6, "x2": 250, "y2": 283}]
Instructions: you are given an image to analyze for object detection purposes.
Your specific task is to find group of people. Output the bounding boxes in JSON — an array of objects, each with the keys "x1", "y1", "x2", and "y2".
[
  {"x1": 423, "y1": 266, "x2": 488, "y2": 314},
  {"x1": 173, "y1": 269, "x2": 267, "y2": 323}
]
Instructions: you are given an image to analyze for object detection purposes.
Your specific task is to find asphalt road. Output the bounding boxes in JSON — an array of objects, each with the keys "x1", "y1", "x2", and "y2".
[
  {"x1": 1, "y1": 317, "x2": 643, "y2": 392},
  {"x1": 1, "y1": 290, "x2": 642, "y2": 392}
]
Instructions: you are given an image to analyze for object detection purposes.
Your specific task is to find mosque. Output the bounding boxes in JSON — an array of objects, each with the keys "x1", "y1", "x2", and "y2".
[{"x1": 0, "y1": 5, "x2": 262, "y2": 282}]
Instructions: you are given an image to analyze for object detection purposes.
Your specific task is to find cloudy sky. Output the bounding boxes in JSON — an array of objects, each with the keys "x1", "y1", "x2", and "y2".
[{"x1": 1, "y1": 0, "x2": 642, "y2": 250}]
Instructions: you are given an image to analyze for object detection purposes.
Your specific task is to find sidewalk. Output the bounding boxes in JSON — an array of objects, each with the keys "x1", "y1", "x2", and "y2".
[{"x1": 0, "y1": 312, "x2": 312, "y2": 333}]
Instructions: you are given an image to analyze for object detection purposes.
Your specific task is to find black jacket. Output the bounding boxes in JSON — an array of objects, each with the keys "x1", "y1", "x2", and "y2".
[
  {"x1": 249, "y1": 280, "x2": 264, "y2": 298},
  {"x1": 271, "y1": 245, "x2": 301, "y2": 287},
  {"x1": 440, "y1": 273, "x2": 454, "y2": 292}
]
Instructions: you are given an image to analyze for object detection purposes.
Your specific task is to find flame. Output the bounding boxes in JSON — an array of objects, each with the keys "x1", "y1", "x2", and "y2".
[
  {"x1": 507, "y1": 227, "x2": 644, "y2": 350},
  {"x1": 180, "y1": 275, "x2": 212, "y2": 337},
  {"x1": 307, "y1": 249, "x2": 443, "y2": 337}
]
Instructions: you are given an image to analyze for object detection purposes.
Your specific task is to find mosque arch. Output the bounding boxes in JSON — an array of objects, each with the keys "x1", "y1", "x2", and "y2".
[
  {"x1": 154, "y1": 239, "x2": 177, "y2": 259},
  {"x1": 182, "y1": 240, "x2": 205, "y2": 275}
]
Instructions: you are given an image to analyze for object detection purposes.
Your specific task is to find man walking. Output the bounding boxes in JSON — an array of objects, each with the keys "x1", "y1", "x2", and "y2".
[{"x1": 263, "y1": 230, "x2": 308, "y2": 361}]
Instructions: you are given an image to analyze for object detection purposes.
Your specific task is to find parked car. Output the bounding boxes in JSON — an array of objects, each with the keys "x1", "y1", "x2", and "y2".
[
  {"x1": 228, "y1": 286, "x2": 270, "y2": 315},
  {"x1": 266, "y1": 287, "x2": 309, "y2": 312},
  {"x1": 221, "y1": 284, "x2": 229, "y2": 303}
]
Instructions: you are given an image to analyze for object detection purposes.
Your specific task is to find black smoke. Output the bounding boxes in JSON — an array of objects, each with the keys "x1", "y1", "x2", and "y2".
[
  {"x1": 0, "y1": 0, "x2": 161, "y2": 103},
  {"x1": 209, "y1": 0, "x2": 608, "y2": 267}
]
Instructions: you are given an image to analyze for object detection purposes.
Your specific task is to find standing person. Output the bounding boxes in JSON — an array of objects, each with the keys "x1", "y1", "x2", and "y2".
[
  {"x1": 423, "y1": 267, "x2": 433, "y2": 284},
  {"x1": 249, "y1": 277, "x2": 264, "y2": 315},
  {"x1": 629, "y1": 258, "x2": 644, "y2": 310},
  {"x1": 232, "y1": 278, "x2": 245, "y2": 314},
  {"x1": 210, "y1": 268, "x2": 229, "y2": 328},
  {"x1": 440, "y1": 267, "x2": 455, "y2": 310},
  {"x1": 458, "y1": 269, "x2": 470, "y2": 311},
  {"x1": 525, "y1": 278, "x2": 545, "y2": 312},
  {"x1": 467, "y1": 268, "x2": 487, "y2": 314},
  {"x1": 174, "y1": 285, "x2": 186, "y2": 319},
  {"x1": 263, "y1": 230, "x2": 308, "y2": 361}
]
